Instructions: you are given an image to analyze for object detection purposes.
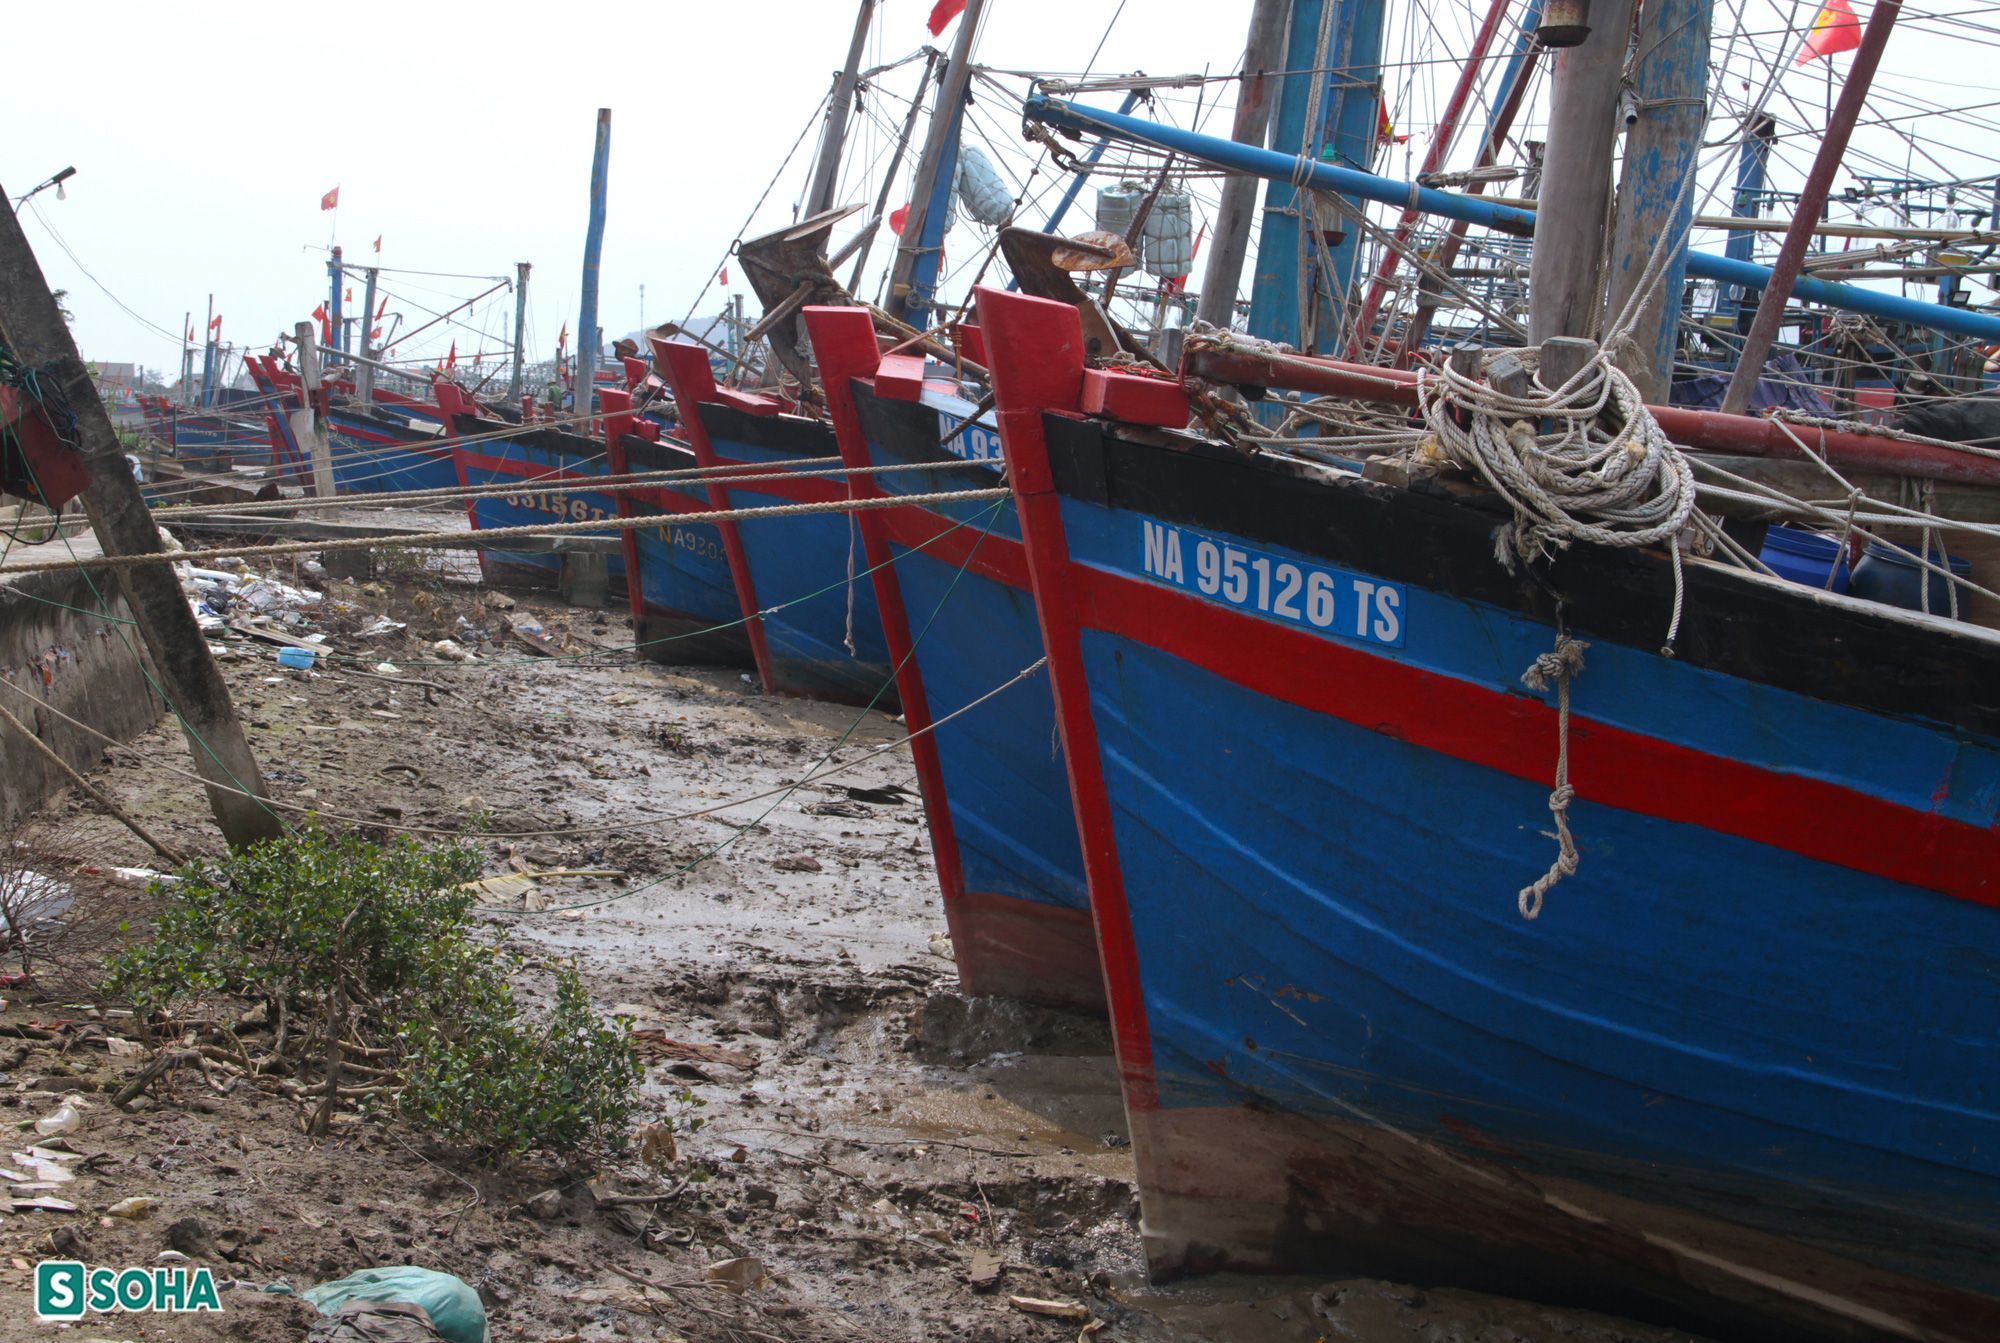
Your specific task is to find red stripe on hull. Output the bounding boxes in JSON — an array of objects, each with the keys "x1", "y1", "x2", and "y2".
[{"x1": 1071, "y1": 563, "x2": 2000, "y2": 905}]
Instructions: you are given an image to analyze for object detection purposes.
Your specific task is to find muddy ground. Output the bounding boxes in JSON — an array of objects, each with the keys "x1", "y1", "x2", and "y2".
[{"x1": 0, "y1": 554, "x2": 1710, "y2": 1343}]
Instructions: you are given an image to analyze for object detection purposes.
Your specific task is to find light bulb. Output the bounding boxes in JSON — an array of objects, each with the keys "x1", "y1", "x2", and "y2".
[{"x1": 55, "y1": 184, "x2": 64, "y2": 200}]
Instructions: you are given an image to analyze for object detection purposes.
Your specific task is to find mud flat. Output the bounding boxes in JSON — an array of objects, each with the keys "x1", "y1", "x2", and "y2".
[{"x1": 0, "y1": 571, "x2": 1708, "y2": 1342}]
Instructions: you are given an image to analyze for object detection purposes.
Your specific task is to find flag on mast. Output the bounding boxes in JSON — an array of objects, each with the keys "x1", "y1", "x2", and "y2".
[
  {"x1": 1797, "y1": 0, "x2": 1862, "y2": 62},
  {"x1": 320, "y1": 186, "x2": 340, "y2": 211},
  {"x1": 927, "y1": 0, "x2": 967, "y2": 35}
]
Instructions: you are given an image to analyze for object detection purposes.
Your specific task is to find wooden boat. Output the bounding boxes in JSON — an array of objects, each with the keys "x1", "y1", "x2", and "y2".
[
  {"x1": 974, "y1": 284, "x2": 2000, "y2": 1343},
  {"x1": 803, "y1": 304, "x2": 1100, "y2": 1011},
  {"x1": 432, "y1": 381, "x2": 751, "y2": 667},
  {"x1": 650, "y1": 334, "x2": 897, "y2": 709}
]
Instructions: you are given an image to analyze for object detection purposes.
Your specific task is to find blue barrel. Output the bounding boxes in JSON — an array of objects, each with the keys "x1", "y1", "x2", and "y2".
[
  {"x1": 1849, "y1": 541, "x2": 1975, "y2": 616},
  {"x1": 1758, "y1": 526, "x2": 1851, "y2": 595}
]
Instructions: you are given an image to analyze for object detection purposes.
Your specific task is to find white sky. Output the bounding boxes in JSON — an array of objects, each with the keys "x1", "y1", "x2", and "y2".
[
  {"x1": 7, "y1": 0, "x2": 1990, "y2": 381},
  {"x1": 3, "y1": 0, "x2": 1252, "y2": 379}
]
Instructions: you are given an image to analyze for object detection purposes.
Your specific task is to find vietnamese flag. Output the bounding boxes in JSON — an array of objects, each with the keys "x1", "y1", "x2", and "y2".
[
  {"x1": 1797, "y1": 0, "x2": 1862, "y2": 62},
  {"x1": 373, "y1": 235, "x2": 382, "y2": 253},
  {"x1": 446, "y1": 341, "x2": 457, "y2": 370},
  {"x1": 927, "y1": 0, "x2": 966, "y2": 36},
  {"x1": 320, "y1": 186, "x2": 340, "y2": 211},
  {"x1": 889, "y1": 204, "x2": 910, "y2": 236},
  {"x1": 208, "y1": 314, "x2": 223, "y2": 331},
  {"x1": 312, "y1": 304, "x2": 326, "y2": 321}
]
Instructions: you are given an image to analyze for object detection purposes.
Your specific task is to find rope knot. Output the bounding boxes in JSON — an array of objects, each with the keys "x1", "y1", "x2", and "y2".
[{"x1": 1515, "y1": 632, "x2": 1588, "y2": 920}]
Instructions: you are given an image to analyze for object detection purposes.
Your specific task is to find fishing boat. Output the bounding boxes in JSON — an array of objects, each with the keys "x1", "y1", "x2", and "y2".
[
  {"x1": 431, "y1": 381, "x2": 752, "y2": 667},
  {"x1": 650, "y1": 333, "x2": 897, "y2": 708},
  {"x1": 973, "y1": 256, "x2": 2000, "y2": 1338},
  {"x1": 245, "y1": 356, "x2": 458, "y2": 496},
  {"x1": 804, "y1": 304, "x2": 1100, "y2": 1010}
]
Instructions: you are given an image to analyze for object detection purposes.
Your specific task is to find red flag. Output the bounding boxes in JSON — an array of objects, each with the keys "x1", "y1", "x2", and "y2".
[
  {"x1": 371, "y1": 327, "x2": 383, "y2": 340},
  {"x1": 1798, "y1": 0, "x2": 1861, "y2": 61},
  {"x1": 345, "y1": 287, "x2": 353, "y2": 302},
  {"x1": 373, "y1": 235, "x2": 382, "y2": 253},
  {"x1": 889, "y1": 204, "x2": 910, "y2": 236},
  {"x1": 558, "y1": 322, "x2": 568, "y2": 346},
  {"x1": 927, "y1": 0, "x2": 966, "y2": 35},
  {"x1": 208, "y1": 314, "x2": 223, "y2": 330},
  {"x1": 312, "y1": 304, "x2": 327, "y2": 322},
  {"x1": 320, "y1": 186, "x2": 340, "y2": 211},
  {"x1": 719, "y1": 268, "x2": 729, "y2": 287},
  {"x1": 376, "y1": 298, "x2": 388, "y2": 319},
  {"x1": 446, "y1": 341, "x2": 457, "y2": 370}
]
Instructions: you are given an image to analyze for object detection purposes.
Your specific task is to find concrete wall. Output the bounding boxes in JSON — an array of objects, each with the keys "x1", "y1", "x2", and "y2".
[{"x1": 0, "y1": 565, "x2": 163, "y2": 827}]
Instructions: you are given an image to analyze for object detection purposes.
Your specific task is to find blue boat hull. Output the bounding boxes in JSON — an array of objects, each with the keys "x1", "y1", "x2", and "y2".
[
  {"x1": 808, "y1": 314, "x2": 1099, "y2": 1008},
  {"x1": 979, "y1": 288, "x2": 2000, "y2": 1342},
  {"x1": 324, "y1": 407, "x2": 458, "y2": 495},
  {"x1": 687, "y1": 400, "x2": 897, "y2": 709}
]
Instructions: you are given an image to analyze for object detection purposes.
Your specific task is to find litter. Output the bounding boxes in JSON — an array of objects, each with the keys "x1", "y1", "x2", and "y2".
[
  {"x1": 308, "y1": 1300, "x2": 448, "y2": 1342},
  {"x1": 430, "y1": 640, "x2": 474, "y2": 662},
  {"x1": 301, "y1": 1267, "x2": 486, "y2": 1343},
  {"x1": 1010, "y1": 1296, "x2": 1091, "y2": 1321},
  {"x1": 105, "y1": 1197, "x2": 159, "y2": 1219},
  {"x1": 34, "y1": 1102, "x2": 81, "y2": 1137},
  {"x1": 706, "y1": 1257, "x2": 766, "y2": 1294},
  {"x1": 276, "y1": 647, "x2": 319, "y2": 670},
  {"x1": 357, "y1": 617, "x2": 406, "y2": 637}
]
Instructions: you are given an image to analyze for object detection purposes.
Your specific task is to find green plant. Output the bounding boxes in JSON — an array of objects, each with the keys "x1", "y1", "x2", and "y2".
[
  {"x1": 399, "y1": 964, "x2": 643, "y2": 1160},
  {"x1": 104, "y1": 827, "x2": 640, "y2": 1160}
]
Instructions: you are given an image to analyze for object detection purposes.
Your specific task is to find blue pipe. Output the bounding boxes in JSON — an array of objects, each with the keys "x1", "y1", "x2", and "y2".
[
  {"x1": 577, "y1": 108, "x2": 612, "y2": 411},
  {"x1": 1023, "y1": 92, "x2": 2000, "y2": 343},
  {"x1": 1038, "y1": 90, "x2": 1144, "y2": 236}
]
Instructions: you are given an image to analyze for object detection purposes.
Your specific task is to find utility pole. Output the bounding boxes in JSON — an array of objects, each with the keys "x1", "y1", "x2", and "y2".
[
  {"x1": 577, "y1": 109, "x2": 612, "y2": 413},
  {"x1": 1196, "y1": 0, "x2": 1288, "y2": 331},
  {"x1": 1602, "y1": 0, "x2": 1711, "y2": 402},
  {"x1": 0, "y1": 187, "x2": 282, "y2": 848},
  {"x1": 1720, "y1": 0, "x2": 1901, "y2": 416},
  {"x1": 510, "y1": 262, "x2": 531, "y2": 398},
  {"x1": 807, "y1": 0, "x2": 877, "y2": 218},
  {"x1": 293, "y1": 322, "x2": 337, "y2": 504},
  {"x1": 886, "y1": 0, "x2": 987, "y2": 326},
  {"x1": 847, "y1": 49, "x2": 941, "y2": 295},
  {"x1": 1527, "y1": 0, "x2": 1642, "y2": 343},
  {"x1": 354, "y1": 267, "x2": 379, "y2": 407}
]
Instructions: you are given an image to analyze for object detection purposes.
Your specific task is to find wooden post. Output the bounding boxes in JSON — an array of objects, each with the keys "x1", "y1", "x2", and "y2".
[
  {"x1": 1601, "y1": 0, "x2": 1710, "y2": 402},
  {"x1": 354, "y1": 266, "x2": 379, "y2": 407},
  {"x1": 0, "y1": 190, "x2": 282, "y2": 848},
  {"x1": 1195, "y1": 0, "x2": 1289, "y2": 331},
  {"x1": 848, "y1": 50, "x2": 941, "y2": 295},
  {"x1": 510, "y1": 262, "x2": 531, "y2": 398},
  {"x1": 577, "y1": 109, "x2": 612, "y2": 412},
  {"x1": 1720, "y1": 0, "x2": 1902, "y2": 416},
  {"x1": 806, "y1": 0, "x2": 877, "y2": 218},
  {"x1": 885, "y1": 0, "x2": 987, "y2": 325},
  {"x1": 1527, "y1": 0, "x2": 1641, "y2": 343},
  {"x1": 294, "y1": 322, "x2": 337, "y2": 505}
]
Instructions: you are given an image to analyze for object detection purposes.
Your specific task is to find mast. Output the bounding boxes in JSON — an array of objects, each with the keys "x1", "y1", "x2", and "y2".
[
  {"x1": 1725, "y1": 116, "x2": 1777, "y2": 334},
  {"x1": 885, "y1": 0, "x2": 987, "y2": 328},
  {"x1": 1347, "y1": 0, "x2": 1513, "y2": 358},
  {"x1": 577, "y1": 108, "x2": 612, "y2": 412},
  {"x1": 510, "y1": 262, "x2": 532, "y2": 398},
  {"x1": 806, "y1": 0, "x2": 877, "y2": 217},
  {"x1": 1719, "y1": 0, "x2": 1902, "y2": 415},
  {"x1": 327, "y1": 247, "x2": 344, "y2": 366},
  {"x1": 847, "y1": 49, "x2": 941, "y2": 295},
  {"x1": 1527, "y1": 0, "x2": 1641, "y2": 342},
  {"x1": 1602, "y1": 0, "x2": 1711, "y2": 402},
  {"x1": 200, "y1": 293, "x2": 215, "y2": 409},
  {"x1": 1247, "y1": 0, "x2": 1387, "y2": 356},
  {"x1": 1392, "y1": 0, "x2": 1545, "y2": 363},
  {"x1": 355, "y1": 266, "x2": 380, "y2": 406},
  {"x1": 1196, "y1": 0, "x2": 1289, "y2": 330}
]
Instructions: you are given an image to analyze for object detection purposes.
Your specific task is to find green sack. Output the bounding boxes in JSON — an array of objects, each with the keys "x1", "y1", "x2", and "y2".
[{"x1": 302, "y1": 1267, "x2": 486, "y2": 1343}]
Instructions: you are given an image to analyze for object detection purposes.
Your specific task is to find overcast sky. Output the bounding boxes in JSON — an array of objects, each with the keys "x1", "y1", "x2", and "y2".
[
  {"x1": 3, "y1": 0, "x2": 1253, "y2": 379},
  {"x1": 7, "y1": 0, "x2": 1989, "y2": 382}
]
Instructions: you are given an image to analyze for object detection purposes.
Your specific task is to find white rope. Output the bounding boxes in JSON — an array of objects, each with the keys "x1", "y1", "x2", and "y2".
[{"x1": 1516, "y1": 633, "x2": 1588, "y2": 919}]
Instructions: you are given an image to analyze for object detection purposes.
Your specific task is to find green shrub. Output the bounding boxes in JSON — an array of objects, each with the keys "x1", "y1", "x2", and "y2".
[
  {"x1": 104, "y1": 826, "x2": 640, "y2": 1161},
  {"x1": 399, "y1": 964, "x2": 643, "y2": 1160}
]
